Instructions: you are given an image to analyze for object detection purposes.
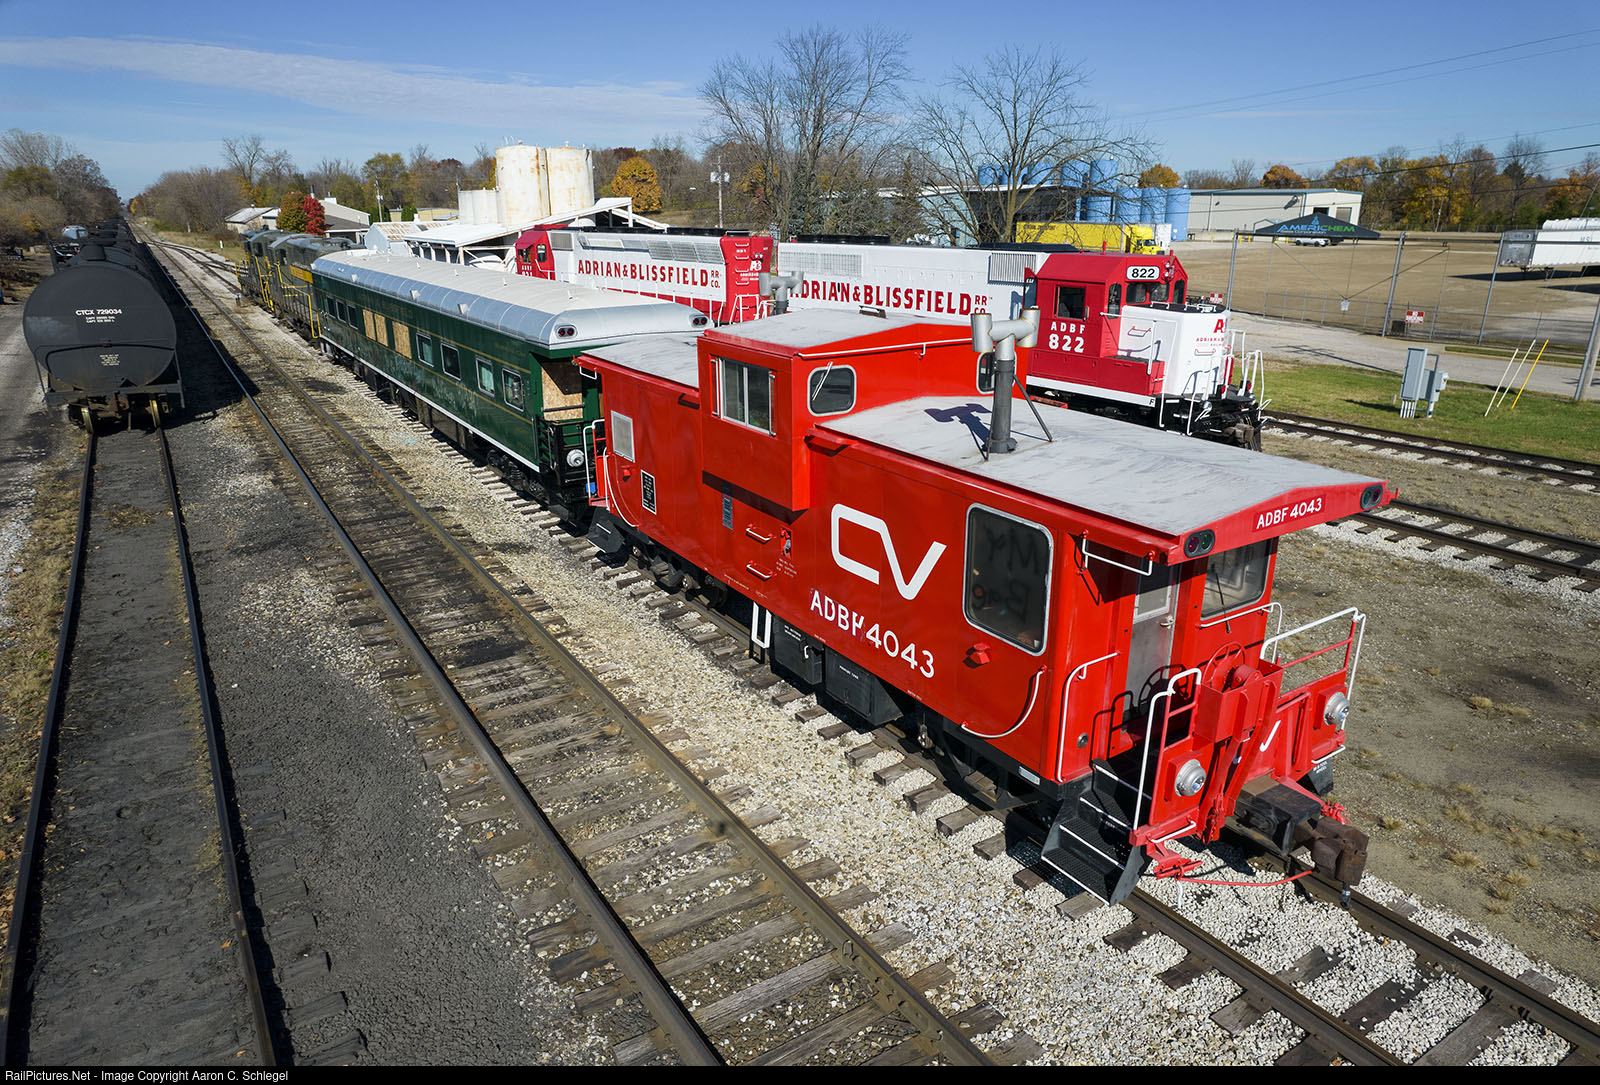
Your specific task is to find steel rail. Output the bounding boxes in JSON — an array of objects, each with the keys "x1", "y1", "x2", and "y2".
[
  {"x1": 0, "y1": 430, "x2": 94, "y2": 1065},
  {"x1": 1346, "y1": 509, "x2": 1599, "y2": 586},
  {"x1": 1266, "y1": 412, "x2": 1600, "y2": 485},
  {"x1": 154, "y1": 240, "x2": 722, "y2": 1066},
  {"x1": 1123, "y1": 889, "x2": 1403, "y2": 1065},
  {"x1": 155, "y1": 422, "x2": 277, "y2": 1063},
  {"x1": 155, "y1": 236, "x2": 993, "y2": 1066},
  {"x1": 1288, "y1": 866, "x2": 1600, "y2": 1063}
]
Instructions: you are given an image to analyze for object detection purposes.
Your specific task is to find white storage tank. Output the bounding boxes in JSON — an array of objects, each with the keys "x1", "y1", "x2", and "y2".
[
  {"x1": 496, "y1": 144, "x2": 550, "y2": 224},
  {"x1": 545, "y1": 147, "x2": 595, "y2": 216}
]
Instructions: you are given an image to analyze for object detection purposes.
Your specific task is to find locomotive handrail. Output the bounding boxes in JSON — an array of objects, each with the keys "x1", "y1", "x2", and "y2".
[
  {"x1": 961, "y1": 667, "x2": 1046, "y2": 740},
  {"x1": 1133, "y1": 665, "x2": 1204, "y2": 835},
  {"x1": 1261, "y1": 606, "x2": 1366, "y2": 691},
  {"x1": 1078, "y1": 536, "x2": 1155, "y2": 577},
  {"x1": 1054, "y1": 650, "x2": 1119, "y2": 778},
  {"x1": 1197, "y1": 599, "x2": 1284, "y2": 637}
]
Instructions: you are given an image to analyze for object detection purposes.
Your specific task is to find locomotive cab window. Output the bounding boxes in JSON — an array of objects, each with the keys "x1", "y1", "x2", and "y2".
[
  {"x1": 807, "y1": 365, "x2": 855, "y2": 415},
  {"x1": 1055, "y1": 285, "x2": 1086, "y2": 320},
  {"x1": 1173, "y1": 279, "x2": 1186, "y2": 306},
  {"x1": 964, "y1": 506, "x2": 1052, "y2": 654},
  {"x1": 718, "y1": 357, "x2": 774, "y2": 434},
  {"x1": 441, "y1": 344, "x2": 460, "y2": 380},
  {"x1": 1201, "y1": 540, "x2": 1272, "y2": 618},
  {"x1": 476, "y1": 356, "x2": 496, "y2": 395},
  {"x1": 1128, "y1": 282, "x2": 1168, "y2": 305},
  {"x1": 1105, "y1": 283, "x2": 1122, "y2": 316}
]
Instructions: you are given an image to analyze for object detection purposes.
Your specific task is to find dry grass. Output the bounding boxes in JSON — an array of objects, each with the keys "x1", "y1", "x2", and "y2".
[
  {"x1": 1446, "y1": 804, "x2": 1473, "y2": 822},
  {"x1": 1504, "y1": 871, "x2": 1532, "y2": 887},
  {"x1": 1426, "y1": 666, "x2": 1444, "y2": 676},
  {"x1": 1380, "y1": 815, "x2": 1405, "y2": 830},
  {"x1": 1581, "y1": 848, "x2": 1600, "y2": 865},
  {"x1": 1454, "y1": 782, "x2": 1478, "y2": 796},
  {"x1": 1489, "y1": 884, "x2": 1515, "y2": 900},
  {"x1": 1518, "y1": 854, "x2": 1543, "y2": 870},
  {"x1": 1502, "y1": 705, "x2": 1532, "y2": 718},
  {"x1": 1487, "y1": 901, "x2": 1510, "y2": 915},
  {"x1": 1469, "y1": 695, "x2": 1495, "y2": 710},
  {"x1": 1448, "y1": 850, "x2": 1482, "y2": 868}
]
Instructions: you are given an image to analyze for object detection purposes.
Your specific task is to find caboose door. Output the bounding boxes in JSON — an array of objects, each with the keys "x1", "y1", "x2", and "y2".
[{"x1": 1124, "y1": 563, "x2": 1176, "y2": 719}]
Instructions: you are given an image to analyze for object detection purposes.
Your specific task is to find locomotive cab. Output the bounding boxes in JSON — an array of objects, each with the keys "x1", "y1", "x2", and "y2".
[{"x1": 1025, "y1": 252, "x2": 1261, "y2": 448}]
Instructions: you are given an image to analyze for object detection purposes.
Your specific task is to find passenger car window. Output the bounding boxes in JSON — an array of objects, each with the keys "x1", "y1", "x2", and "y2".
[
  {"x1": 503, "y1": 371, "x2": 524, "y2": 410},
  {"x1": 965, "y1": 507, "x2": 1051, "y2": 653},
  {"x1": 416, "y1": 333, "x2": 434, "y2": 366},
  {"x1": 477, "y1": 356, "x2": 496, "y2": 395},
  {"x1": 441, "y1": 344, "x2": 460, "y2": 379}
]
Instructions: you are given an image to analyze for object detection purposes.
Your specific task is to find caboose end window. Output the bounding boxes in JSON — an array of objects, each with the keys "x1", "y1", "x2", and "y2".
[
  {"x1": 1201, "y1": 540, "x2": 1272, "y2": 618},
  {"x1": 718, "y1": 357, "x2": 774, "y2": 434},
  {"x1": 964, "y1": 506, "x2": 1052, "y2": 654}
]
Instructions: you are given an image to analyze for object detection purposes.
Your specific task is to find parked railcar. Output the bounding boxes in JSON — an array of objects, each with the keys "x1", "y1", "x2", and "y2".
[
  {"x1": 23, "y1": 222, "x2": 183, "y2": 423},
  {"x1": 240, "y1": 230, "x2": 353, "y2": 336},
  {"x1": 310, "y1": 249, "x2": 709, "y2": 518},
  {"x1": 579, "y1": 309, "x2": 1390, "y2": 903}
]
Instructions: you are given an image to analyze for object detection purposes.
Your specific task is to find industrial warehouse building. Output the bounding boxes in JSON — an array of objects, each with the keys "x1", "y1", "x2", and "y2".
[{"x1": 1184, "y1": 188, "x2": 1364, "y2": 239}]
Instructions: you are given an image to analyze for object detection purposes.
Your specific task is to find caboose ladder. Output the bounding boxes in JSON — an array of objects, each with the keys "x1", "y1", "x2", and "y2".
[{"x1": 1040, "y1": 761, "x2": 1149, "y2": 904}]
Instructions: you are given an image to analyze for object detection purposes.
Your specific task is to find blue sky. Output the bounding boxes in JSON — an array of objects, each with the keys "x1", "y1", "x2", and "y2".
[{"x1": 3, "y1": 0, "x2": 1598, "y2": 196}]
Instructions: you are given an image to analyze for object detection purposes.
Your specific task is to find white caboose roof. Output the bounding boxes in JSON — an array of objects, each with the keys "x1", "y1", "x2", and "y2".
[
  {"x1": 821, "y1": 396, "x2": 1379, "y2": 541},
  {"x1": 584, "y1": 334, "x2": 702, "y2": 387}
]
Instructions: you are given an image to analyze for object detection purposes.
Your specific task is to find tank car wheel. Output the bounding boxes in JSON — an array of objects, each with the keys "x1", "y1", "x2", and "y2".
[{"x1": 66, "y1": 404, "x2": 86, "y2": 428}]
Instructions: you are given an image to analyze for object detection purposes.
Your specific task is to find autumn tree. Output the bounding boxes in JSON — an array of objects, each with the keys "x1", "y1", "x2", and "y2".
[
  {"x1": 611, "y1": 155, "x2": 662, "y2": 212},
  {"x1": 362, "y1": 153, "x2": 407, "y2": 215},
  {"x1": 1138, "y1": 164, "x2": 1180, "y2": 187},
  {"x1": 1320, "y1": 156, "x2": 1378, "y2": 191},
  {"x1": 277, "y1": 190, "x2": 308, "y2": 233},
  {"x1": 302, "y1": 194, "x2": 326, "y2": 237},
  {"x1": 1260, "y1": 163, "x2": 1307, "y2": 189},
  {"x1": 137, "y1": 167, "x2": 238, "y2": 233}
]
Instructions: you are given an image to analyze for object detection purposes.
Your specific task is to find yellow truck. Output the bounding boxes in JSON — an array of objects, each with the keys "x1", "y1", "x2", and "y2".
[{"x1": 1016, "y1": 221, "x2": 1164, "y2": 254}]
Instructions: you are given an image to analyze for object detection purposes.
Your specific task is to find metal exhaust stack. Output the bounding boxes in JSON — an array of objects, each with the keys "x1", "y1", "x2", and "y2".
[
  {"x1": 759, "y1": 270, "x2": 804, "y2": 315},
  {"x1": 971, "y1": 307, "x2": 1039, "y2": 454}
]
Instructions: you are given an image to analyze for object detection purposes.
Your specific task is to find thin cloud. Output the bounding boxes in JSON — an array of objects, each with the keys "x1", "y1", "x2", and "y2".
[{"x1": 0, "y1": 36, "x2": 708, "y2": 133}]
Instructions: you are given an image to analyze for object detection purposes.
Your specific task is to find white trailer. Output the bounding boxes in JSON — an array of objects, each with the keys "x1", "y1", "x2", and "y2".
[{"x1": 1497, "y1": 219, "x2": 1600, "y2": 271}]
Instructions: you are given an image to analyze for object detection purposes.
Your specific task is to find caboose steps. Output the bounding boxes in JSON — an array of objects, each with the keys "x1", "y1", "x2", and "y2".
[{"x1": 1040, "y1": 762, "x2": 1149, "y2": 904}]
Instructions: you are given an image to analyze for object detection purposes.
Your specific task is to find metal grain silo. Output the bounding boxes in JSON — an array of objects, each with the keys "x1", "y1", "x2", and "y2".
[
  {"x1": 1113, "y1": 187, "x2": 1140, "y2": 224},
  {"x1": 1058, "y1": 161, "x2": 1087, "y2": 190},
  {"x1": 1166, "y1": 188, "x2": 1192, "y2": 241},
  {"x1": 1140, "y1": 188, "x2": 1165, "y2": 224},
  {"x1": 496, "y1": 145, "x2": 550, "y2": 224},
  {"x1": 545, "y1": 146, "x2": 595, "y2": 215}
]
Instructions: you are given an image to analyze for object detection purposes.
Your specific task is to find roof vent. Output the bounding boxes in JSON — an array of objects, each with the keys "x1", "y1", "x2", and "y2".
[{"x1": 458, "y1": 302, "x2": 470, "y2": 314}]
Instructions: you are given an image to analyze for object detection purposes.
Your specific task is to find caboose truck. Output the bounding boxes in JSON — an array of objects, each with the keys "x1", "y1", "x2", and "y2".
[{"x1": 580, "y1": 309, "x2": 1392, "y2": 904}]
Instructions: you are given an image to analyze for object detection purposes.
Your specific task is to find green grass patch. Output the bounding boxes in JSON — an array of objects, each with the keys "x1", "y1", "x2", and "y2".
[{"x1": 1263, "y1": 359, "x2": 1600, "y2": 461}]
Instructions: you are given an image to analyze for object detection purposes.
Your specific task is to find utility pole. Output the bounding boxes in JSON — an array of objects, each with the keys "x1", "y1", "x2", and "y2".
[
  {"x1": 1380, "y1": 233, "x2": 1407, "y2": 337},
  {"x1": 711, "y1": 156, "x2": 730, "y2": 230},
  {"x1": 1577, "y1": 290, "x2": 1600, "y2": 402}
]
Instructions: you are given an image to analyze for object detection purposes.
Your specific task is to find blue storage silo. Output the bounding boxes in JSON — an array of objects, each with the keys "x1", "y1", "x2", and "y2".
[
  {"x1": 1084, "y1": 195, "x2": 1112, "y2": 223},
  {"x1": 1113, "y1": 187, "x2": 1140, "y2": 224},
  {"x1": 1058, "y1": 161, "x2": 1087, "y2": 189},
  {"x1": 1166, "y1": 188, "x2": 1192, "y2": 241},
  {"x1": 1086, "y1": 159, "x2": 1115, "y2": 192},
  {"x1": 977, "y1": 164, "x2": 1002, "y2": 188},
  {"x1": 1140, "y1": 188, "x2": 1165, "y2": 223},
  {"x1": 1019, "y1": 162, "x2": 1047, "y2": 185}
]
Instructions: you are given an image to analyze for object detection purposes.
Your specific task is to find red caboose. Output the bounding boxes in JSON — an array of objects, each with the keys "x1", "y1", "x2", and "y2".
[{"x1": 579, "y1": 311, "x2": 1391, "y2": 903}]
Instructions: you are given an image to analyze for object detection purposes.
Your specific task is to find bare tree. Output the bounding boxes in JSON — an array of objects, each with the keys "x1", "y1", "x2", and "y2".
[
  {"x1": 910, "y1": 46, "x2": 1143, "y2": 244},
  {"x1": 701, "y1": 25, "x2": 907, "y2": 236},
  {"x1": 222, "y1": 135, "x2": 266, "y2": 202},
  {"x1": 0, "y1": 129, "x2": 70, "y2": 173},
  {"x1": 647, "y1": 135, "x2": 696, "y2": 210},
  {"x1": 1502, "y1": 133, "x2": 1545, "y2": 213},
  {"x1": 1227, "y1": 158, "x2": 1257, "y2": 188}
]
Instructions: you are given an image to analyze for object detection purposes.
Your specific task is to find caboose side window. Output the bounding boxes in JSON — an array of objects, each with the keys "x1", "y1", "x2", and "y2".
[
  {"x1": 1201, "y1": 540, "x2": 1271, "y2": 618},
  {"x1": 718, "y1": 357, "x2": 774, "y2": 434},
  {"x1": 1055, "y1": 286, "x2": 1085, "y2": 320},
  {"x1": 807, "y1": 365, "x2": 855, "y2": 415},
  {"x1": 964, "y1": 506, "x2": 1052, "y2": 655}
]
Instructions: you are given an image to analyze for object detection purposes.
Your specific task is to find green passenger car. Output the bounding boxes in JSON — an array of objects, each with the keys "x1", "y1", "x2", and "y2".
[{"x1": 310, "y1": 249, "x2": 708, "y2": 519}]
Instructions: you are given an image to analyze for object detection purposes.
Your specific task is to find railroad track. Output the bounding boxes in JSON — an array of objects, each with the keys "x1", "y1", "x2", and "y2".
[
  {"x1": 1346, "y1": 499, "x2": 1600, "y2": 591},
  {"x1": 150, "y1": 238, "x2": 1598, "y2": 1064},
  {"x1": 1266, "y1": 412, "x2": 1600, "y2": 489},
  {"x1": 150, "y1": 238, "x2": 1029, "y2": 1065},
  {"x1": 0, "y1": 419, "x2": 274, "y2": 1064}
]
